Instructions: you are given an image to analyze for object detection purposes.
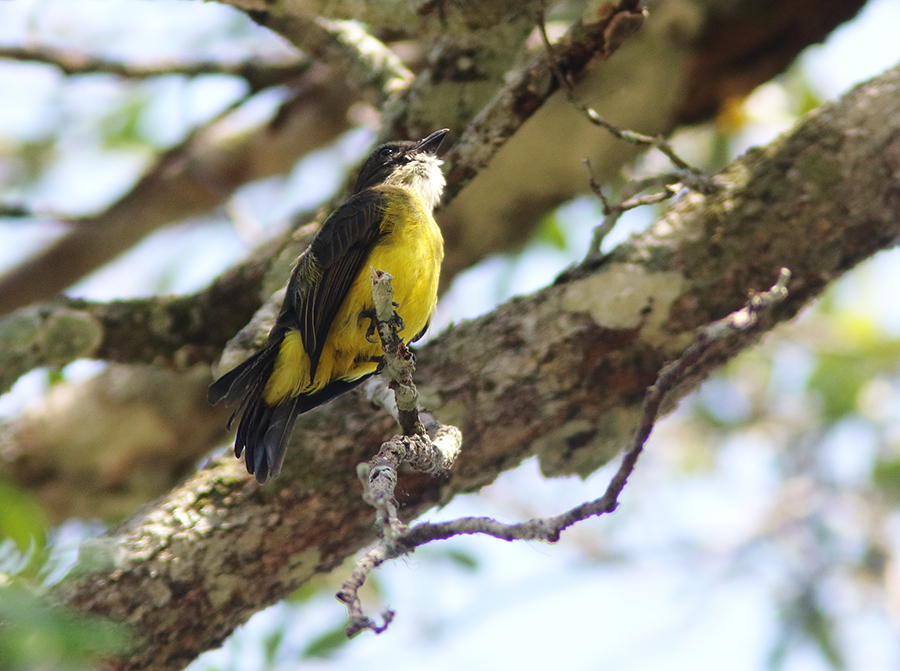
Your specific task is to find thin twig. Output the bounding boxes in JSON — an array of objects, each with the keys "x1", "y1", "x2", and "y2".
[
  {"x1": 338, "y1": 268, "x2": 792, "y2": 635},
  {"x1": 337, "y1": 271, "x2": 463, "y2": 636},
  {"x1": 335, "y1": 544, "x2": 395, "y2": 637},
  {"x1": 536, "y1": 2, "x2": 717, "y2": 256},
  {"x1": 405, "y1": 267, "x2": 792, "y2": 547},
  {"x1": 582, "y1": 160, "x2": 681, "y2": 256},
  {"x1": 537, "y1": 7, "x2": 713, "y2": 189}
]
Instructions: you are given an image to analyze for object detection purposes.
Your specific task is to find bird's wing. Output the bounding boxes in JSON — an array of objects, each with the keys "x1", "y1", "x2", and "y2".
[{"x1": 276, "y1": 189, "x2": 386, "y2": 379}]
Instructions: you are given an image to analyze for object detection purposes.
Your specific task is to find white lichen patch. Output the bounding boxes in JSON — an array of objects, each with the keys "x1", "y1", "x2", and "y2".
[
  {"x1": 562, "y1": 263, "x2": 685, "y2": 344},
  {"x1": 145, "y1": 576, "x2": 173, "y2": 608},
  {"x1": 275, "y1": 547, "x2": 321, "y2": 586},
  {"x1": 206, "y1": 573, "x2": 245, "y2": 610}
]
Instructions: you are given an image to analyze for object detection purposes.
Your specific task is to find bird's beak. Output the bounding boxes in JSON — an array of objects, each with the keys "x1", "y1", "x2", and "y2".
[{"x1": 417, "y1": 128, "x2": 449, "y2": 154}]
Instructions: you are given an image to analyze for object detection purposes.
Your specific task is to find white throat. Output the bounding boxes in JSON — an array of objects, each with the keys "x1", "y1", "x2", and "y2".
[{"x1": 385, "y1": 154, "x2": 445, "y2": 210}]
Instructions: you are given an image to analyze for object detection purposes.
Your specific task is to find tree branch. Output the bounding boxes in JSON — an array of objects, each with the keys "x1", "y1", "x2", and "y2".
[
  {"x1": 0, "y1": 242, "x2": 277, "y2": 395},
  {"x1": 0, "y1": 45, "x2": 310, "y2": 91},
  {"x1": 439, "y1": 0, "x2": 644, "y2": 200},
  {"x1": 338, "y1": 268, "x2": 789, "y2": 633},
  {"x1": 0, "y1": 65, "x2": 357, "y2": 318},
  {"x1": 0, "y1": 0, "x2": 646, "y2": 392},
  {"x1": 257, "y1": 16, "x2": 413, "y2": 101}
]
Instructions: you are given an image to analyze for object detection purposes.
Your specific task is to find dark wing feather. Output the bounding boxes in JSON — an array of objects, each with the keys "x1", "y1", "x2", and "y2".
[
  {"x1": 208, "y1": 189, "x2": 386, "y2": 483},
  {"x1": 277, "y1": 189, "x2": 386, "y2": 379},
  {"x1": 208, "y1": 343, "x2": 280, "y2": 407}
]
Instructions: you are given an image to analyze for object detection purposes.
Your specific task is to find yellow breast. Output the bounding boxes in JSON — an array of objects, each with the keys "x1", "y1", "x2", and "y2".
[{"x1": 263, "y1": 185, "x2": 443, "y2": 404}]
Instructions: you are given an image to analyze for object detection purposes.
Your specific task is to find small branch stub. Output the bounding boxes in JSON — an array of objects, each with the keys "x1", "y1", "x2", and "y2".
[{"x1": 337, "y1": 270, "x2": 463, "y2": 636}]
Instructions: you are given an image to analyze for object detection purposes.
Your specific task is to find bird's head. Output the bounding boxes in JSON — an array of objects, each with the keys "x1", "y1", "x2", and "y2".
[{"x1": 354, "y1": 129, "x2": 449, "y2": 209}]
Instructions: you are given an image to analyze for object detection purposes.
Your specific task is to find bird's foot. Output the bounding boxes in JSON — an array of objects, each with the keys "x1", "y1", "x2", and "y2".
[{"x1": 360, "y1": 303, "x2": 405, "y2": 343}]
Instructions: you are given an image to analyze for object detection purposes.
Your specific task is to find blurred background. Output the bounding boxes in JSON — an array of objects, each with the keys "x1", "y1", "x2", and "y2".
[{"x1": 2, "y1": 0, "x2": 900, "y2": 669}]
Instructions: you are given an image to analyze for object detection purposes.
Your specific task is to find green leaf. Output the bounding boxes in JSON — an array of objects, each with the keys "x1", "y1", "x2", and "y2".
[
  {"x1": 0, "y1": 476, "x2": 47, "y2": 557},
  {"x1": 770, "y1": 589, "x2": 845, "y2": 671},
  {"x1": 800, "y1": 600, "x2": 844, "y2": 670},
  {"x1": 534, "y1": 212, "x2": 568, "y2": 250},
  {"x1": 808, "y1": 353, "x2": 861, "y2": 421},
  {"x1": 444, "y1": 548, "x2": 480, "y2": 571},
  {"x1": 98, "y1": 91, "x2": 150, "y2": 149},
  {"x1": 261, "y1": 627, "x2": 285, "y2": 666},
  {"x1": 0, "y1": 582, "x2": 128, "y2": 671},
  {"x1": 301, "y1": 624, "x2": 350, "y2": 659}
]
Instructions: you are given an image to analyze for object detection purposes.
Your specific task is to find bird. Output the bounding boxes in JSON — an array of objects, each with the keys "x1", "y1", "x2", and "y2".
[{"x1": 208, "y1": 129, "x2": 449, "y2": 483}]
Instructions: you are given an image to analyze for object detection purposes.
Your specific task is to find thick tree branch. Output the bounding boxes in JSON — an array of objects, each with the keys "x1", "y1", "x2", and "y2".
[
  {"x1": 50, "y1": 60, "x2": 900, "y2": 671},
  {"x1": 0, "y1": 252, "x2": 274, "y2": 395}
]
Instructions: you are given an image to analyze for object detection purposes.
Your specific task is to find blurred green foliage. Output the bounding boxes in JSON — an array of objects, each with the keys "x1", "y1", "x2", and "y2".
[
  {"x1": 0, "y1": 477, "x2": 126, "y2": 670},
  {"x1": 0, "y1": 583, "x2": 128, "y2": 671},
  {"x1": 301, "y1": 624, "x2": 350, "y2": 659}
]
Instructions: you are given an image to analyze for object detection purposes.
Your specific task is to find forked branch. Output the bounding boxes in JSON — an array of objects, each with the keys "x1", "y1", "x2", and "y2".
[{"x1": 338, "y1": 266, "x2": 792, "y2": 637}]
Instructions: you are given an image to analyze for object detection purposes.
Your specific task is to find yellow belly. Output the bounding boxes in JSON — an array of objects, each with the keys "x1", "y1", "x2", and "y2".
[{"x1": 263, "y1": 186, "x2": 443, "y2": 404}]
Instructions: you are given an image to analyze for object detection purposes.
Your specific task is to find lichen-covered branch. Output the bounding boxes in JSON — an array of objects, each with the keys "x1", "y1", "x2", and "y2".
[
  {"x1": 0, "y1": 247, "x2": 275, "y2": 395},
  {"x1": 258, "y1": 16, "x2": 412, "y2": 101},
  {"x1": 439, "y1": 0, "x2": 644, "y2": 200}
]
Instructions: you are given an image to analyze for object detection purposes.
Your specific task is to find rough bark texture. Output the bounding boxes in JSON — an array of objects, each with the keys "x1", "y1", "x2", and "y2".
[{"x1": 53, "y1": 62, "x2": 900, "y2": 671}]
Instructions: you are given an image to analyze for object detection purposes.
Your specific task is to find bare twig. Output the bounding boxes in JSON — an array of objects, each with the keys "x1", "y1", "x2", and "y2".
[
  {"x1": 338, "y1": 268, "x2": 791, "y2": 635},
  {"x1": 536, "y1": 3, "x2": 717, "y2": 256},
  {"x1": 337, "y1": 271, "x2": 463, "y2": 635},
  {"x1": 0, "y1": 45, "x2": 310, "y2": 91},
  {"x1": 582, "y1": 159, "x2": 681, "y2": 256},
  {"x1": 354, "y1": 272, "x2": 463, "y2": 537},
  {"x1": 537, "y1": 6, "x2": 713, "y2": 189},
  {"x1": 335, "y1": 544, "x2": 396, "y2": 637}
]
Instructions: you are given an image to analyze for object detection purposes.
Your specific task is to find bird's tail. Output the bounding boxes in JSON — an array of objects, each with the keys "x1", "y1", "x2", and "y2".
[{"x1": 209, "y1": 346, "x2": 373, "y2": 483}]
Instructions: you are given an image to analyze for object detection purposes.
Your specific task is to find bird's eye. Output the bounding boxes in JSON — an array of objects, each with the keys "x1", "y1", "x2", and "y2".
[{"x1": 378, "y1": 147, "x2": 394, "y2": 159}]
